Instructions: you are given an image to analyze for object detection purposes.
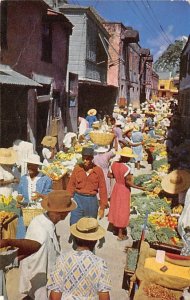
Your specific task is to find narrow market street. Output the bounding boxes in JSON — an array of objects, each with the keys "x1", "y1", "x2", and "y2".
[{"x1": 0, "y1": 0, "x2": 190, "y2": 299}]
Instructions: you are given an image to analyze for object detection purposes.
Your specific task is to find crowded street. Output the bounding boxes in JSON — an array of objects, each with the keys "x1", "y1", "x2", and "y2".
[{"x1": 0, "y1": 0, "x2": 190, "y2": 299}]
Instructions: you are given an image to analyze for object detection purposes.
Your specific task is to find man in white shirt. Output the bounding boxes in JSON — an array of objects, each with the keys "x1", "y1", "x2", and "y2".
[{"x1": 3, "y1": 190, "x2": 77, "y2": 300}]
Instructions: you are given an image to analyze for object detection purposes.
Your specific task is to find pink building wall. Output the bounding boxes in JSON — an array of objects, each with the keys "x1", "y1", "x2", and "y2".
[
  {"x1": 103, "y1": 23, "x2": 121, "y2": 88},
  {"x1": 1, "y1": 1, "x2": 69, "y2": 89}
]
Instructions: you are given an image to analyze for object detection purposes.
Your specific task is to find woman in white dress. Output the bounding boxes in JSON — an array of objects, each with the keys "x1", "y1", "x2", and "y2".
[{"x1": 41, "y1": 136, "x2": 57, "y2": 166}]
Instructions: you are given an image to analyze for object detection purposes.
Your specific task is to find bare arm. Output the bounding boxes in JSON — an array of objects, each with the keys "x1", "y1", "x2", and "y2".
[
  {"x1": 125, "y1": 175, "x2": 145, "y2": 191},
  {"x1": 0, "y1": 178, "x2": 19, "y2": 186},
  {"x1": 99, "y1": 292, "x2": 110, "y2": 300},
  {"x1": 0, "y1": 239, "x2": 41, "y2": 260},
  {"x1": 49, "y1": 291, "x2": 62, "y2": 300}
]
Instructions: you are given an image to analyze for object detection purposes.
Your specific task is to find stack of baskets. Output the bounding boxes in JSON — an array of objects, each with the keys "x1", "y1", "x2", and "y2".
[
  {"x1": 22, "y1": 207, "x2": 45, "y2": 226},
  {"x1": 89, "y1": 132, "x2": 114, "y2": 146}
]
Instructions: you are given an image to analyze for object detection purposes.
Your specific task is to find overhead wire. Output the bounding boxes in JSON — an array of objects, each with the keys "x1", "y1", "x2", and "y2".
[
  {"x1": 146, "y1": 0, "x2": 173, "y2": 45},
  {"x1": 132, "y1": 0, "x2": 170, "y2": 48}
]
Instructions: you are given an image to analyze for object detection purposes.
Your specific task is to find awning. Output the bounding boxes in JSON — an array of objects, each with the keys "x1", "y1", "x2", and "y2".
[
  {"x1": 0, "y1": 64, "x2": 42, "y2": 87},
  {"x1": 32, "y1": 72, "x2": 53, "y2": 85}
]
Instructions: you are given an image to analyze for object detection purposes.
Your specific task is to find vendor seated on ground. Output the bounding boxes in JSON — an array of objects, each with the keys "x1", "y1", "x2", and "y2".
[
  {"x1": 41, "y1": 136, "x2": 57, "y2": 166},
  {"x1": 47, "y1": 217, "x2": 111, "y2": 300}
]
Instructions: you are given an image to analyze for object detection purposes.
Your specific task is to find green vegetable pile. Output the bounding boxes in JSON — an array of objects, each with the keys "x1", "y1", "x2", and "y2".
[
  {"x1": 129, "y1": 216, "x2": 177, "y2": 244},
  {"x1": 152, "y1": 158, "x2": 168, "y2": 170},
  {"x1": 129, "y1": 193, "x2": 178, "y2": 244},
  {"x1": 131, "y1": 193, "x2": 171, "y2": 215}
]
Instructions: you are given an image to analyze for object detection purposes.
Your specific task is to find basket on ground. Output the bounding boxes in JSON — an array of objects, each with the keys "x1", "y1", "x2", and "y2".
[
  {"x1": 89, "y1": 132, "x2": 114, "y2": 146},
  {"x1": 22, "y1": 207, "x2": 45, "y2": 226}
]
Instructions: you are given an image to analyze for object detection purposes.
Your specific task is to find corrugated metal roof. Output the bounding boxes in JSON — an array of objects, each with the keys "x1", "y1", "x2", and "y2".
[{"x1": 0, "y1": 64, "x2": 42, "y2": 87}]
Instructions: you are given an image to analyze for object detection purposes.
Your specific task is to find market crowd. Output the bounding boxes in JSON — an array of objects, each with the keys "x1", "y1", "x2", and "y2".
[{"x1": 0, "y1": 97, "x2": 189, "y2": 299}]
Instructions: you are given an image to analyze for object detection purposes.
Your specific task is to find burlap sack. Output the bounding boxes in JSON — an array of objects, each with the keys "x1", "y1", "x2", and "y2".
[{"x1": 134, "y1": 241, "x2": 190, "y2": 290}]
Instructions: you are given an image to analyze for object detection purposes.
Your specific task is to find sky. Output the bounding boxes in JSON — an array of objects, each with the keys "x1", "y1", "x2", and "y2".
[{"x1": 72, "y1": 0, "x2": 190, "y2": 61}]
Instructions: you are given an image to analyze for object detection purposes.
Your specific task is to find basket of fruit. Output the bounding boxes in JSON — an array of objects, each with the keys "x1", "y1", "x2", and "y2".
[{"x1": 89, "y1": 132, "x2": 115, "y2": 146}]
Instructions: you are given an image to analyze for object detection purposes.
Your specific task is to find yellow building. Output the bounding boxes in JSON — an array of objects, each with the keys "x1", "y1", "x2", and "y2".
[{"x1": 158, "y1": 72, "x2": 178, "y2": 99}]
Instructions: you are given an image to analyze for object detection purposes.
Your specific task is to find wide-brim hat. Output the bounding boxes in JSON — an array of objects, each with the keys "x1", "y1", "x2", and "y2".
[
  {"x1": 0, "y1": 148, "x2": 17, "y2": 165},
  {"x1": 41, "y1": 190, "x2": 77, "y2": 212},
  {"x1": 161, "y1": 170, "x2": 190, "y2": 194},
  {"x1": 41, "y1": 136, "x2": 57, "y2": 148},
  {"x1": 23, "y1": 154, "x2": 43, "y2": 165},
  {"x1": 116, "y1": 147, "x2": 137, "y2": 158},
  {"x1": 70, "y1": 217, "x2": 105, "y2": 241},
  {"x1": 87, "y1": 109, "x2": 97, "y2": 116},
  {"x1": 94, "y1": 146, "x2": 110, "y2": 153}
]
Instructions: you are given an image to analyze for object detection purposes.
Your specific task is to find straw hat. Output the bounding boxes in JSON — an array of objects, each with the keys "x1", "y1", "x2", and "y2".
[
  {"x1": 41, "y1": 190, "x2": 77, "y2": 212},
  {"x1": 116, "y1": 147, "x2": 137, "y2": 158},
  {"x1": 24, "y1": 154, "x2": 43, "y2": 165},
  {"x1": 70, "y1": 217, "x2": 105, "y2": 241},
  {"x1": 41, "y1": 136, "x2": 57, "y2": 148},
  {"x1": 94, "y1": 146, "x2": 110, "y2": 153},
  {"x1": 133, "y1": 124, "x2": 140, "y2": 131},
  {"x1": 87, "y1": 109, "x2": 97, "y2": 116},
  {"x1": 161, "y1": 170, "x2": 190, "y2": 194},
  {"x1": 0, "y1": 148, "x2": 17, "y2": 165}
]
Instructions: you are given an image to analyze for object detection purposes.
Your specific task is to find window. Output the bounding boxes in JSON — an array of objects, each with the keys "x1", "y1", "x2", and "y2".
[
  {"x1": 1, "y1": 0, "x2": 8, "y2": 49},
  {"x1": 160, "y1": 85, "x2": 165, "y2": 89},
  {"x1": 41, "y1": 23, "x2": 52, "y2": 63}
]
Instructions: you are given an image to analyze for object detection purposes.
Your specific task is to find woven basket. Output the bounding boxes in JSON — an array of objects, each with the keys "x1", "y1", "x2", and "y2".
[
  {"x1": 22, "y1": 207, "x2": 45, "y2": 226},
  {"x1": 89, "y1": 132, "x2": 115, "y2": 146}
]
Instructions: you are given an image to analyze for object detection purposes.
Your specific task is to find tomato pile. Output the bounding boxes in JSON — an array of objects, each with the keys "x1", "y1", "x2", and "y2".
[{"x1": 148, "y1": 213, "x2": 178, "y2": 229}]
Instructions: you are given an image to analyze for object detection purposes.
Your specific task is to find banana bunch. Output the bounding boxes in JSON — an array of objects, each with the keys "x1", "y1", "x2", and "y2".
[
  {"x1": 56, "y1": 152, "x2": 75, "y2": 161},
  {"x1": 157, "y1": 164, "x2": 170, "y2": 173},
  {"x1": 0, "y1": 195, "x2": 13, "y2": 206},
  {"x1": 160, "y1": 151, "x2": 167, "y2": 157},
  {"x1": 74, "y1": 144, "x2": 82, "y2": 153},
  {"x1": 172, "y1": 204, "x2": 183, "y2": 214}
]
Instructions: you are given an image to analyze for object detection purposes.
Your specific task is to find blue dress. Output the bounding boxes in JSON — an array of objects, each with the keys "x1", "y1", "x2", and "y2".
[
  {"x1": 16, "y1": 174, "x2": 52, "y2": 238},
  {"x1": 131, "y1": 131, "x2": 143, "y2": 162}
]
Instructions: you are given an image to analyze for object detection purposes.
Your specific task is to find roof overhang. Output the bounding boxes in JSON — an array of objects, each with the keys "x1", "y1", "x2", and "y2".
[
  {"x1": 42, "y1": 8, "x2": 73, "y2": 33},
  {"x1": 122, "y1": 29, "x2": 139, "y2": 43},
  {"x1": 140, "y1": 48, "x2": 150, "y2": 57},
  {"x1": 0, "y1": 64, "x2": 42, "y2": 87}
]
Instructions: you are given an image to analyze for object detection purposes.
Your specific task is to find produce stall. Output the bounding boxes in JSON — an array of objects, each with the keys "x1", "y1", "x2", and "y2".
[{"x1": 131, "y1": 241, "x2": 190, "y2": 300}]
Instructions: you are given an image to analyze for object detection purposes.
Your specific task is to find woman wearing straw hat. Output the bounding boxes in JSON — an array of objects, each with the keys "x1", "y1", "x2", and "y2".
[
  {"x1": 86, "y1": 109, "x2": 98, "y2": 128},
  {"x1": 108, "y1": 147, "x2": 145, "y2": 241},
  {"x1": 41, "y1": 136, "x2": 57, "y2": 166},
  {"x1": 0, "y1": 148, "x2": 19, "y2": 197},
  {"x1": 47, "y1": 217, "x2": 111, "y2": 300}
]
